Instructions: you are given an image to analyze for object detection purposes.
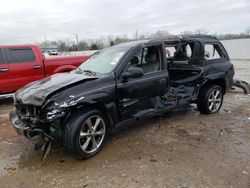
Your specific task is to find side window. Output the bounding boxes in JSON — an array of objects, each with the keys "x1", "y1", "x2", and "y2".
[
  {"x1": 204, "y1": 44, "x2": 225, "y2": 60},
  {"x1": 128, "y1": 46, "x2": 161, "y2": 74},
  {"x1": 0, "y1": 49, "x2": 4, "y2": 64},
  {"x1": 141, "y1": 46, "x2": 161, "y2": 73},
  {"x1": 173, "y1": 43, "x2": 194, "y2": 64},
  {"x1": 7, "y1": 48, "x2": 35, "y2": 63},
  {"x1": 128, "y1": 48, "x2": 143, "y2": 69}
]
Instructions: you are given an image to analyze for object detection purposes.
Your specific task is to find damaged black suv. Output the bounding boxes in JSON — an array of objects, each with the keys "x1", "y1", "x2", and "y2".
[{"x1": 10, "y1": 35, "x2": 234, "y2": 159}]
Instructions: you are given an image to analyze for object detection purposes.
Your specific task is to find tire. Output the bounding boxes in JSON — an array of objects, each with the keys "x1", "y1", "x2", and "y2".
[
  {"x1": 233, "y1": 79, "x2": 250, "y2": 94},
  {"x1": 242, "y1": 81, "x2": 250, "y2": 94},
  {"x1": 197, "y1": 85, "x2": 224, "y2": 114},
  {"x1": 63, "y1": 109, "x2": 108, "y2": 159}
]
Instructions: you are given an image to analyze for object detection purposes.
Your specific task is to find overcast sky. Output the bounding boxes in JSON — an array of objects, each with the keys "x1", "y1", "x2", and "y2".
[{"x1": 0, "y1": 0, "x2": 249, "y2": 44}]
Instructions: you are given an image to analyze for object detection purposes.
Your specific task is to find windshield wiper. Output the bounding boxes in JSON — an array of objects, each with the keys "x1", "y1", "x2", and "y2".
[
  {"x1": 75, "y1": 68, "x2": 83, "y2": 74},
  {"x1": 75, "y1": 68, "x2": 97, "y2": 76},
  {"x1": 83, "y1": 69, "x2": 97, "y2": 76}
]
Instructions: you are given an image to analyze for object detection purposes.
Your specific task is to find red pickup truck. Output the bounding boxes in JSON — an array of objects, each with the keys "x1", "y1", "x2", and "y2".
[{"x1": 0, "y1": 45, "x2": 89, "y2": 98}]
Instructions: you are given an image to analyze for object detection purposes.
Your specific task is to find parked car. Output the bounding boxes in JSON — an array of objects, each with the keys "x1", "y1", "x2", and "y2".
[
  {"x1": 0, "y1": 45, "x2": 89, "y2": 98},
  {"x1": 9, "y1": 35, "x2": 234, "y2": 159}
]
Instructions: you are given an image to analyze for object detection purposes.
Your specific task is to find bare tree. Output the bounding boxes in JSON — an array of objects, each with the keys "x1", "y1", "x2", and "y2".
[
  {"x1": 181, "y1": 30, "x2": 192, "y2": 35},
  {"x1": 57, "y1": 41, "x2": 67, "y2": 52},
  {"x1": 78, "y1": 41, "x2": 89, "y2": 51},
  {"x1": 38, "y1": 27, "x2": 250, "y2": 52},
  {"x1": 245, "y1": 27, "x2": 250, "y2": 35},
  {"x1": 194, "y1": 29, "x2": 209, "y2": 35}
]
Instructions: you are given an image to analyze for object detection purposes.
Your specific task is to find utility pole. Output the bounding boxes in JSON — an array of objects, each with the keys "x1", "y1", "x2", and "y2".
[
  {"x1": 135, "y1": 30, "x2": 138, "y2": 40},
  {"x1": 44, "y1": 36, "x2": 47, "y2": 52},
  {"x1": 75, "y1": 33, "x2": 79, "y2": 51}
]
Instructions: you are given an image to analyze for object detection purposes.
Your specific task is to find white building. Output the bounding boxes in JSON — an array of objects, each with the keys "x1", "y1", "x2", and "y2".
[{"x1": 221, "y1": 38, "x2": 250, "y2": 60}]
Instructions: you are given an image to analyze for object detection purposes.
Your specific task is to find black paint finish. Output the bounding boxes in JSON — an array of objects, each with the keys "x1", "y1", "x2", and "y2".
[{"x1": 10, "y1": 35, "x2": 234, "y2": 142}]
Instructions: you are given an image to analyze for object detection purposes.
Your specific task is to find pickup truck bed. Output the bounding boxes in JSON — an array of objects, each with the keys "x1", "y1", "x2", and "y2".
[{"x1": 44, "y1": 55, "x2": 88, "y2": 76}]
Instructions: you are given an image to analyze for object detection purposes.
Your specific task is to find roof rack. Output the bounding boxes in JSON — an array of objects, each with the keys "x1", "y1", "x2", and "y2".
[
  {"x1": 180, "y1": 34, "x2": 217, "y2": 40},
  {"x1": 180, "y1": 34, "x2": 216, "y2": 39}
]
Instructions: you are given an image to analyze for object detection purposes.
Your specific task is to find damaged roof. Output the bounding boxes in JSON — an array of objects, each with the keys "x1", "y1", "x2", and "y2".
[
  {"x1": 114, "y1": 39, "x2": 162, "y2": 48},
  {"x1": 180, "y1": 34, "x2": 218, "y2": 42},
  {"x1": 114, "y1": 35, "x2": 219, "y2": 48}
]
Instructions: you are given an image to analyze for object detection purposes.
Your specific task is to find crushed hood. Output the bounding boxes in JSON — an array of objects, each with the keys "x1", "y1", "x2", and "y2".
[{"x1": 16, "y1": 73, "x2": 98, "y2": 106}]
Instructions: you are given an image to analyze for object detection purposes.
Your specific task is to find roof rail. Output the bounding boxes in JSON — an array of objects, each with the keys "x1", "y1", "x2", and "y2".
[{"x1": 180, "y1": 34, "x2": 217, "y2": 40}]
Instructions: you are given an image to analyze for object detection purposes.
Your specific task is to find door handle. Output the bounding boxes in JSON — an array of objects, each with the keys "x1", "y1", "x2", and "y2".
[
  {"x1": 0, "y1": 68, "x2": 8, "y2": 72},
  {"x1": 33, "y1": 65, "x2": 41, "y2": 69},
  {"x1": 191, "y1": 71, "x2": 199, "y2": 74}
]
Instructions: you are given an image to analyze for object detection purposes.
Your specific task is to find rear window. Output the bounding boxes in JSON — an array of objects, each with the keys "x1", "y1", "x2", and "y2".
[{"x1": 7, "y1": 48, "x2": 35, "y2": 63}]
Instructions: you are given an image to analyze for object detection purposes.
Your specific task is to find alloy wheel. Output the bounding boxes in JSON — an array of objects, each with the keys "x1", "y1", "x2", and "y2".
[
  {"x1": 208, "y1": 88, "x2": 222, "y2": 113},
  {"x1": 78, "y1": 115, "x2": 106, "y2": 153}
]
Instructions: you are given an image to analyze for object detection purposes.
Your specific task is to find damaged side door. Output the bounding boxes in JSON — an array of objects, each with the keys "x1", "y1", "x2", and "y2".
[{"x1": 166, "y1": 39, "x2": 205, "y2": 100}]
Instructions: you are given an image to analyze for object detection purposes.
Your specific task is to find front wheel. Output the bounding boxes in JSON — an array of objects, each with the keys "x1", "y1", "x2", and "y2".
[
  {"x1": 197, "y1": 85, "x2": 224, "y2": 114},
  {"x1": 63, "y1": 109, "x2": 108, "y2": 159}
]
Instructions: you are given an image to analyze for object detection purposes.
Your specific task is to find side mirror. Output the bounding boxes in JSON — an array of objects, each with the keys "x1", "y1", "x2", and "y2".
[{"x1": 122, "y1": 67, "x2": 144, "y2": 79}]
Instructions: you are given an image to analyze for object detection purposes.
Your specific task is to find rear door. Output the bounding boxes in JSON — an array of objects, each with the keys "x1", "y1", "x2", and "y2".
[
  {"x1": 5, "y1": 47, "x2": 44, "y2": 92},
  {"x1": 0, "y1": 48, "x2": 10, "y2": 93},
  {"x1": 167, "y1": 40, "x2": 205, "y2": 98}
]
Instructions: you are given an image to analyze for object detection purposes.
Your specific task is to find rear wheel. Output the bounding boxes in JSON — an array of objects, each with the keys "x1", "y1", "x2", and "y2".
[
  {"x1": 63, "y1": 109, "x2": 108, "y2": 159},
  {"x1": 197, "y1": 85, "x2": 223, "y2": 114}
]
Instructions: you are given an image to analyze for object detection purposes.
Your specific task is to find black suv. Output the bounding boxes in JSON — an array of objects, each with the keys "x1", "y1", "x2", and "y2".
[{"x1": 10, "y1": 35, "x2": 234, "y2": 159}]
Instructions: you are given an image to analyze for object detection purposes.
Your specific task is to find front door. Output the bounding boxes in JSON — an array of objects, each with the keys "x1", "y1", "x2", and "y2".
[
  {"x1": 116, "y1": 44, "x2": 169, "y2": 120},
  {"x1": 4, "y1": 47, "x2": 44, "y2": 92},
  {"x1": 0, "y1": 49, "x2": 10, "y2": 94}
]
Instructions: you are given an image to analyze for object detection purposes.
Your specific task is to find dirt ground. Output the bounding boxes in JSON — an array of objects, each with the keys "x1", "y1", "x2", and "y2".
[{"x1": 0, "y1": 61, "x2": 250, "y2": 188}]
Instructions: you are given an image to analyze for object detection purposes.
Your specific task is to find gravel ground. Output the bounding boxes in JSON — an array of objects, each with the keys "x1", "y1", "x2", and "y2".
[{"x1": 0, "y1": 60, "x2": 249, "y2": 188}]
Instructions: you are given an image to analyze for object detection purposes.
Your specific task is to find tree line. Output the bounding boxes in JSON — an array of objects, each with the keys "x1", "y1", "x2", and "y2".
[{"x1": 39, "y1": 27, "x2": 250, "y2": 52}]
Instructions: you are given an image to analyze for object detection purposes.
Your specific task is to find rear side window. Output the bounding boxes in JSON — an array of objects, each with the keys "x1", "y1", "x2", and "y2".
[
  {"x1": 204, "y1": 44, "x2": 225, "y2": 60},
  {"x1": 7, "y1": 48, "x2": 35, "y2": 63},
  {"x1": 185, "y1": 44, "x2": 192, "y2": 58},
  {"x1": 165, "y1": 47, "x2": 176, "y2": 58}
]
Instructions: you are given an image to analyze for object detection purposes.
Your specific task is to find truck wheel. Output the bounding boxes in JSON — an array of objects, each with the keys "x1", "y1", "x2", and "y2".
[
  {"x1": 197, "y1": 85, "x2": 223, "y2": 114},
  {"x1": 63, "y1": 109, "x2": 108, "y2": 159}
]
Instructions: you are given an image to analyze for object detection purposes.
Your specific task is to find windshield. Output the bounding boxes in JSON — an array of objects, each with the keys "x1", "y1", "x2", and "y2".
[{"x1": 77, "y1": 47, "x2": 129, "y2": 74}]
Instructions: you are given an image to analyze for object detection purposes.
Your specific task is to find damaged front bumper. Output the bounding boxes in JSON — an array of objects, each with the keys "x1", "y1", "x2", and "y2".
[
  {"x1": 9, "y1": 109, "x2": 54, "y2": 140},
  {"x1": 9, "y1": 109, "x2": 56, "y2": 160},
  {"x1": 9, "y1": 109, "x2": 30, "y2": 136}
]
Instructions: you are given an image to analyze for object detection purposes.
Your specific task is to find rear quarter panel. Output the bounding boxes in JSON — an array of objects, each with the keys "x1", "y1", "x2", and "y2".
[
  {"x1": 202, "y1": 41, "x2": 234, "y2": 92},
  {"x1": 203, "y1": 60, "x2": 234, "y2": 92}
]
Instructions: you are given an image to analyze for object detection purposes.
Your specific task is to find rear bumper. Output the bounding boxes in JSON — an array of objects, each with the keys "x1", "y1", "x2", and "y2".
[{"x1": 9, "y1": 109, "x2": 30, "y2": 136}]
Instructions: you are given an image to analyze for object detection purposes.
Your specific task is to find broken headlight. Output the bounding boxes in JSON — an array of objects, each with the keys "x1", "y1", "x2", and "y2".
[{"x1": 47, "y1": 108, "x2": 65, "y2": 120}]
